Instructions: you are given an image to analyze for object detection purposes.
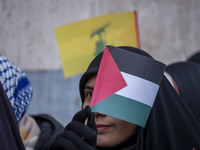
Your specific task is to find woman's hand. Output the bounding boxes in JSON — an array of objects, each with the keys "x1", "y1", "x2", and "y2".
[{"x1": 49, "y1": 106, "x2": 97, "y2": 150}]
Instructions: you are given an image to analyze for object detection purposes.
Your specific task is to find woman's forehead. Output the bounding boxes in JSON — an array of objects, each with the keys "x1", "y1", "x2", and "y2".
[{"x1": 85, "y1": 76, "x2": 96, "y2": 88}]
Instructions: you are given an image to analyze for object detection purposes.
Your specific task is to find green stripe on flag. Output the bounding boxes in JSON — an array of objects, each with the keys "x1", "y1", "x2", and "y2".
[{"x1": 91, "y1": 94, "x2": 152, "y2": 127}]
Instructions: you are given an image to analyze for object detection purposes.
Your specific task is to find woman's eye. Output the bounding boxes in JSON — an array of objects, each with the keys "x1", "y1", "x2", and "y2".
[{"x1": 85, "y1": 92, "x2": 93, "y2": 98}]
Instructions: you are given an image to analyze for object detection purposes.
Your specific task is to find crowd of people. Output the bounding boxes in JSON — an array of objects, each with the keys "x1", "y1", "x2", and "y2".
[{"x1": 0, "y1": 47, "x2": 200, "y2": 150}]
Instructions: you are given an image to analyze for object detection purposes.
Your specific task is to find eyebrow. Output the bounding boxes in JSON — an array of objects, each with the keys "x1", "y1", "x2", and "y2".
[{"x1": 84, "y1": 86, "x2": 94, "y2": 90}]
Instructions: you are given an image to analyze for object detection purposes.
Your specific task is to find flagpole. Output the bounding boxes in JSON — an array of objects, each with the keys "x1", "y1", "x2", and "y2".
[{"x1": 84, "y1": 117, "x2": 88, "y2": 125}]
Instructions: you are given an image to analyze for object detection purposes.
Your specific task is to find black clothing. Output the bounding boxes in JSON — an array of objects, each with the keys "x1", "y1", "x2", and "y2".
[
  {"x1": 31, "y1": 114, "x2": 64, "y2": 150},
  {"x1": 49, "y1": 106, "x2": 97, "y2": 150},
  {"x1": 137, "y1": 76, "x2": 200, "y2": 149},
  {"x1": 166, "y1": 61, "x2": 200, "y2": 123},
  {"x1": 97, "y1": 129, "x2": 138, "y2": 150},
  {"x1": 188, "y1": 52, "x2": 200, "y2": 63},
  {"x1": 0, "y1": 81, "x2": 25, "y2": 150}
]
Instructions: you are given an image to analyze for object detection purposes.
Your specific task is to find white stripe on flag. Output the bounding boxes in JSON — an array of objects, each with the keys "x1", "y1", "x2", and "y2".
[{"x1": 115, "y1": 72, "x2": 159, "y2": 107}]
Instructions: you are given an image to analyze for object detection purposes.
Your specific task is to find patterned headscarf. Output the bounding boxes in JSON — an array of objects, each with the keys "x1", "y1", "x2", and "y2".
[{"x1": 0, "y1": 55, "x2": 32, "y2": 122}]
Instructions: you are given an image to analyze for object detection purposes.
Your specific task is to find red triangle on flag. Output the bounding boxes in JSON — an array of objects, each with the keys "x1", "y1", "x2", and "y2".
[{"x1": 90, "y1": 46, "x2": 127, "y2": 107}]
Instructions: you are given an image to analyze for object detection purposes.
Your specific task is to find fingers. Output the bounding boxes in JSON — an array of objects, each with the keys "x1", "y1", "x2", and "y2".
[
  {"x1": 72, "y1": 106, "x2": 91, "y2": 122},
  {"x1": 61, "y1": 130, "x2": 94, "y2": 150},
  {"x1": 66, "y1": 121, "x2": 96, "y2": 143},
  {"x1": 51, "y1": 136, "x2": 79, "y2": 150},
  {"x1": 50, "y1": 107, "x2": 96, "y2": 150},
  {"x1": 87, "y1": 112, "x2": 97, "y2": 132}
]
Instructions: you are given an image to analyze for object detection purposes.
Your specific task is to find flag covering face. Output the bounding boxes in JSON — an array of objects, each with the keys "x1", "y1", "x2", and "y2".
[
  {"x1": 91, "y1": 46, "x2": 166, "y2": 127},
  {"x1": 55, "y1": 11, "x2": 140, "y2": 78}
]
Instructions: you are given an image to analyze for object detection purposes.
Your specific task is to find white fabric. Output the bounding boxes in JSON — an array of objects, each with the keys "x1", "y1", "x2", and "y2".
[{"x1": 116, "y1": 72, "x2": 159, "y2": 107}]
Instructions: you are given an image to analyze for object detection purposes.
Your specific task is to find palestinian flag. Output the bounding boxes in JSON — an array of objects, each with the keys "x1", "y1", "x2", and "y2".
[{"x1": 90, "y1": 46, "x2": 166, "y2": 127}]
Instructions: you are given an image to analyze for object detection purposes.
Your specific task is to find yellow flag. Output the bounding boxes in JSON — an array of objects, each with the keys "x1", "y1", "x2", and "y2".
[{"x1": 55, "y1": 11, "x2": 140, "y2": 78}]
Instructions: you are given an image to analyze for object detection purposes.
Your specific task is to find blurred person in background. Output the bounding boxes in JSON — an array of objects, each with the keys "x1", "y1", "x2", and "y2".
[
  {"x1": 0, "y1": 76, "x2": 25, "y2": 149},
  {"x1": 187, "y1": 51, "x2": 200, "y2": 64},
  {"x1": 0, "y1": 54, "x2": 63, "y2": 150},
  {"x1": 165, "y1": 61, "x2": 200, "y2": 123}
]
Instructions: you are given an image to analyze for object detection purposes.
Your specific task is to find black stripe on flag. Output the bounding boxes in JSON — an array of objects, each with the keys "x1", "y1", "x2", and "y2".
[{"x1": 107, "y1": 46, "x2": 166, "y2": 85}]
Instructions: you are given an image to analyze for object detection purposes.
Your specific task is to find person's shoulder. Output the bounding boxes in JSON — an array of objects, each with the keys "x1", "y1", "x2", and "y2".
[
  {"x1": 32, "y1": 114, "x2": 63, "y2": 128},
  {"x1": 31, "y1": 114, "x2": 64, "y2": 150}
]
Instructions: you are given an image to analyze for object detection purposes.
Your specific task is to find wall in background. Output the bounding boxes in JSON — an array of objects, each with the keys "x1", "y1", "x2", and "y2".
[{"x1": 25, "y1": 71, "x2": 81, "y2": 125}]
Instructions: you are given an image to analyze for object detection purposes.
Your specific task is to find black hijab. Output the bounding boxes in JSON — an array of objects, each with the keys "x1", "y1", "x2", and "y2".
[
  {"x1": 188, "y1": 51, "x2": 200, "y2": 64},
  {"x1": 137, "y1": 61, "x2": 200, "y2": 149},
  {"x1": 79, "y1": 46, "x2": 200, "y2": 150},
  {"x1": 0, "y1": 82, "x2": 25, "y2": 150},
  {"x1": 138, "y1": 75, "x2": 200, "y2": 149},
  {"x1": 166, "y1": 61, "x2": 200, "y2": 123}
]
